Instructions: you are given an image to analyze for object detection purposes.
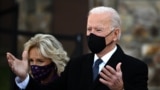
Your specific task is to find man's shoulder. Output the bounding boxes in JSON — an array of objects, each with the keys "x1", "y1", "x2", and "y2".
[
  {"x1": 123, "y1": 54, "x2": 148, "y2": 68},
  {"x1": 71, "y1": 53, "x2": 93, "y2": 60}
]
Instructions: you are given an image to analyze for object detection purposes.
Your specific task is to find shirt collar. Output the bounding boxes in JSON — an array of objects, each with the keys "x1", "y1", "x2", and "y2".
[{"x1": 94, "y1": 46, "x2": 117, "y2": 64}]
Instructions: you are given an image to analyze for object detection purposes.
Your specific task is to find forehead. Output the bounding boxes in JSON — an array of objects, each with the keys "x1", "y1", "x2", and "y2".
[
  {"x1": 87, "y1": 13, "x2": 111, "y2": 27},
  {"x1": 28, "y1": 47, "x2": 42, "y2": 57},
  {"x1": 28, "y1": 47, "x2": 51, "y2": 61}
]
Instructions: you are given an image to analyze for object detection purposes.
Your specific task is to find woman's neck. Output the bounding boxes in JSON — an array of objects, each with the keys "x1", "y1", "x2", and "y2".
[{"x1": 41, "y1": 70, "x2": 56, "y2": 85}]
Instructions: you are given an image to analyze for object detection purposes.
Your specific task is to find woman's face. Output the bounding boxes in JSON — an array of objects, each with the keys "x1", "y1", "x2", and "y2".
[{"x1": 28, "y1": 47, "x2": 52, "y2": 66}]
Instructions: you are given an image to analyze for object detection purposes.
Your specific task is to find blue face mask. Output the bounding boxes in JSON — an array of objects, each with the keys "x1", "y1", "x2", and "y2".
[{"x1": 87, "y1": 31, "x2": 114, "y2": 53}]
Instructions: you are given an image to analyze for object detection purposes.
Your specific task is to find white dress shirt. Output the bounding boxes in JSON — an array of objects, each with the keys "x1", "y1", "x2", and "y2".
[
  {"x1": 93, "y1": 46, "x2": 117, "y2": 73},
  {"x1": 15, "y1": 74, "x2": 29, "y2": 89}
]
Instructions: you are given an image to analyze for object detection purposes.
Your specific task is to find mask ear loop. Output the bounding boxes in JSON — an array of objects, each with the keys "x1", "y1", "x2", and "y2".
[
  {"x1": 105, "y1": 29, "x2": 115, "y2": 46},
  {"x1": 105, "y1": 29, "x2": 115, "y2": 38}
]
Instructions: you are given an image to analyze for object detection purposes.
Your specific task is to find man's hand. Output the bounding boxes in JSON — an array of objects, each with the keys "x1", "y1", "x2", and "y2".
[
  {"x1": 99, "y1": 62, "x2": 124, "y2": 90},
  {"x1": 6, "y1": 51, "x2": 29, "y2": 81}
]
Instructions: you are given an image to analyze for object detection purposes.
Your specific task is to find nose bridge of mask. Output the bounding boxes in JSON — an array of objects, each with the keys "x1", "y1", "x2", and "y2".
[{"x1": 89, "y1": 30, "x2": 114, "y2": 38}]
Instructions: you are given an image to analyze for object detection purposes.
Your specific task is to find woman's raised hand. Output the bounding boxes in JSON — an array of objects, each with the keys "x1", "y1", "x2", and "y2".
[{"x1": 6, "y1": 51, "x2": 29, "y2": 81}]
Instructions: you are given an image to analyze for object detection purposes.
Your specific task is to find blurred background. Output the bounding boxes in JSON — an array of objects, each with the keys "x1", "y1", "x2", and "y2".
[{"x1": 0, "y1": 0, "x2": 160, "y2": 90}]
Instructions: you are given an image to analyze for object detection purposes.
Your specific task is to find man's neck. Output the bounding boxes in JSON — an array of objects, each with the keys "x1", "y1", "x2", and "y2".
[{"x1": 96, "y1": 44, "x2": 116, "y2": 58}]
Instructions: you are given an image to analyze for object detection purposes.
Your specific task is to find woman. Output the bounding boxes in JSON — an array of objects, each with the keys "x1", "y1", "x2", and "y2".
[{"x1": 7, "y1": 34, "x2": 69, "y2": 85}]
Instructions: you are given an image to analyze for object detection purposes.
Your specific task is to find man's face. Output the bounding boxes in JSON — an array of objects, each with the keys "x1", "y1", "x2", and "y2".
[
  {"x1": 86, "y1": 13, "x2": 118, "y2": 45},
  {"x1": 87, "y1": 13, "x2": 112, "y2": 36}
]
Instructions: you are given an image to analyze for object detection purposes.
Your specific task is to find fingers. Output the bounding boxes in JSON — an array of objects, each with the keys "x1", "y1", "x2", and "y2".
[
  {"x1": 99, "y1": 62, "x2": 123, "y2": 90},
  {"x1": 116, "y1": 62, "x2": 122, "y2": 72},
  {"x1": 22, "y1": 51, "x2": 28, "y2": 61},
  {"x1": 104, "y1": 62, "x2": 122, "y2": 74},
  {"x1": 100, "y1": 68, "x2": 112, "y2": 81},
  {"x1": 100, "y1": 62, "x2": 122, "y2": 81},
  {"x1": 99, "y1": 77, "x2": 110, "y2": 86},
  {"x1": 6, "y1": 52, "x2": 16, "y2": 67},
  {"x1": 100, "y1": 66, "x2": 114, "y2": 80},
  {"x1": 6, "y1": 52, "x2": 16, "y2": 61},
  {"x1": 105, "y1": 65, "x2": 116, "y2": 75},
  {"x1": 116, "y1": 63, "x2": 123, "y2": 83}
]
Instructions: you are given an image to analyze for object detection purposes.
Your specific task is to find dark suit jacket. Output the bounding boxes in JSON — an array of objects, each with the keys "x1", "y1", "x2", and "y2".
[{"x1": 19, "y1": 45, "x2": 148, "y2": 90}]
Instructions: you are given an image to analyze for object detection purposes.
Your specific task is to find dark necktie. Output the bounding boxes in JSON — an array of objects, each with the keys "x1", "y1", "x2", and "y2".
[{"x1": 93, "y1": 58, "x2": 103, "y2": 80}]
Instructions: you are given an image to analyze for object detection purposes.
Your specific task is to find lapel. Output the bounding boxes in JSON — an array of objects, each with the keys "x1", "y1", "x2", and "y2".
[
  {"x1": 91, "y1": 44, "x2": 125, "y2": 90},
  {"x1": 106, "y1": 44, "x2": 124, "y2": 69}
]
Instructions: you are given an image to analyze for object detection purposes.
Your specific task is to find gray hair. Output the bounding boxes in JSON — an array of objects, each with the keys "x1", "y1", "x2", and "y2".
[
  {"x1": 24, "y1": 34, "x2": 69, "y2": 75},
  {"x1": 89, "y1": 6, "x2": 121, "y2": 39}
]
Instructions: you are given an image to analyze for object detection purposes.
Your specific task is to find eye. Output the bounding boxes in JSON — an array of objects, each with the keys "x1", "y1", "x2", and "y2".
[
  {"x1": 87, "y1": 27, "x2": 92, "y2": 31},
  {"x1": 37, "y1": 59, "x2": 44, "y2": 63},
  {"x1": 29, "y1": 59, "x2": 33, "y2": 62},
  {"x1": 96, "y1": 29, "x2": 102, "y2": 32},
  {"x1": 28, "y1": 59, "x2": 33, "y2": 64}
]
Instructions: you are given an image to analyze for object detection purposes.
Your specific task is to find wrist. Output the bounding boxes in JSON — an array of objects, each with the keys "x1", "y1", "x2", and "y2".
[{"x1": 19, "y1": 73, "x2": 28, "y2": 82}]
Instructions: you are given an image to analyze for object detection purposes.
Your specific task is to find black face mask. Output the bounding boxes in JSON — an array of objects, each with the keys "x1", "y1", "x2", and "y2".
[{"x1": 87, "y1": 31, "x2": 114, "y2": 53}]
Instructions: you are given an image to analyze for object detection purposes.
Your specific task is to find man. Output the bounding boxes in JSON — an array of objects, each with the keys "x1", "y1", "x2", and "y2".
[{"x1": 7, "y1": 6, "x2": 148, "y2": 90}]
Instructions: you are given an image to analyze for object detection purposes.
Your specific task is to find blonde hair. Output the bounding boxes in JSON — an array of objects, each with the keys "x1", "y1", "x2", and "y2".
[{"x1": 24, "y1": 34, "x2": 69, "y2": 75}]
